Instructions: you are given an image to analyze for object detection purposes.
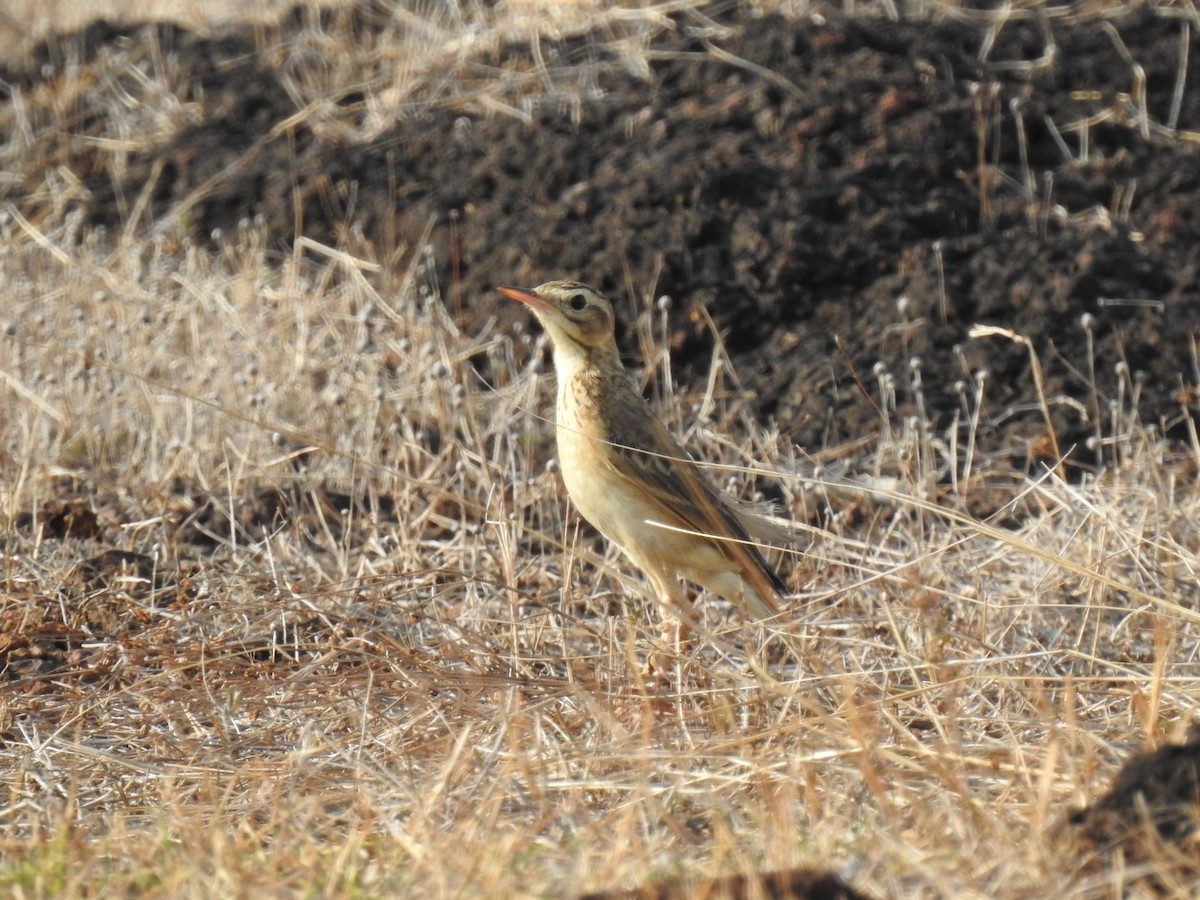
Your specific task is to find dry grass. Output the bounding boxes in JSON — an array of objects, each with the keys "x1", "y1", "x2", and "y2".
[{"x1": 3, "y1": 2, "x2": 1200, "y2": 898}]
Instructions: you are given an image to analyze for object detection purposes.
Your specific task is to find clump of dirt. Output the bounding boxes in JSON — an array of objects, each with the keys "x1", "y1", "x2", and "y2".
[
  {"x1": 1068, "y1": 726, "x2": 1200, "y2": 887},
  {"x1": 580, "y1": 865, "x2": 875, "y2": 899},
  {"x1": 36, "y1": 497, "x2": 104, "y2": 540},
  {"x1": 4, "y1": 5, "x2": 1199, "y2": 471}
]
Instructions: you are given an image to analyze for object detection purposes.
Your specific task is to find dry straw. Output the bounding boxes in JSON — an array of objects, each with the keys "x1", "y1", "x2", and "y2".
[{"x1": 2, "y1": 2, "x2": 1200, "y2": 897}]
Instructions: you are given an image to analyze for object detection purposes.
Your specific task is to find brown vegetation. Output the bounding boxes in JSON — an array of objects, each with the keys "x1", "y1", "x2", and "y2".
[{"x1": 3, "y1": 2, "x2": 1200, "y2": 897}]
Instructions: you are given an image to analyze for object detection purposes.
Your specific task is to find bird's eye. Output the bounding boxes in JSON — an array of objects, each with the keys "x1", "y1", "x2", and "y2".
[{"x1": 567, "y1": 293, "x2": 588, "y2": 312}]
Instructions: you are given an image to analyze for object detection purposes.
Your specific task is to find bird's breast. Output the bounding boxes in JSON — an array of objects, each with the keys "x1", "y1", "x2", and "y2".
[{"x1": 554, "y1": 369, "x2": 631, "y2": 539}]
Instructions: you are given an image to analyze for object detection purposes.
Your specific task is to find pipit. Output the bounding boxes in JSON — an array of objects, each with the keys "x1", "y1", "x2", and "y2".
[{"x1": 500, "y1": 280, "x2": 793, "y2": 658}]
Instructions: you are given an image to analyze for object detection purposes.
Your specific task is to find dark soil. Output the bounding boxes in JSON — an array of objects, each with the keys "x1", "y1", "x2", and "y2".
[
  {"x1": 6, "y1": 4, "x2": 1200, "y2": 473},
  {"x1": 1068, "y1": 725, "x2": 1200, "y2": 884},
  {"x1": 1070, "y1": 726, "x2": 1200, "y2": 845},
  {"x1": 580, "y1": 865, "x2": 875, "y2": 899}
]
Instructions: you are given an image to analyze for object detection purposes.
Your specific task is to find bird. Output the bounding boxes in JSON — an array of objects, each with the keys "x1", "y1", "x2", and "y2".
[{"x1": 499, "y1": 280, "x2": 793, "y2": 660}]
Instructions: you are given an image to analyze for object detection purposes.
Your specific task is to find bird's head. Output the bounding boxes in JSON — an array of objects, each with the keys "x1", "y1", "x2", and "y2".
[{"x1": 499, "y1": 281, "x2": 618, "y2": 366}]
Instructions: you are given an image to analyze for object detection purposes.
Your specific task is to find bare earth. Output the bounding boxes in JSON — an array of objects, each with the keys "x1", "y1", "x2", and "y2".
[{"x1": 9, "y1": 4, "x2": 1200, "y2": 468}]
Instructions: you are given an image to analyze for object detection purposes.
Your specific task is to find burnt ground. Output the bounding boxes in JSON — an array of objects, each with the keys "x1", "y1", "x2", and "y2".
[{"x1": 5, "y1": 4, "x2": 1200, "y2": 473}]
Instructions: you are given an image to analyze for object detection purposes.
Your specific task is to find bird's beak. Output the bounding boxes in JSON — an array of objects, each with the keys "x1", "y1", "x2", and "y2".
[{"x1": 498, "y1": 285, "x2": 552, "y2": 311}]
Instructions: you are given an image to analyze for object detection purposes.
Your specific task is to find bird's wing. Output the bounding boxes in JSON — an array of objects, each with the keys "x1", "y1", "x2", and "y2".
[{"x1": 598, "y1": 395, "x2": 789, "y2": 609}]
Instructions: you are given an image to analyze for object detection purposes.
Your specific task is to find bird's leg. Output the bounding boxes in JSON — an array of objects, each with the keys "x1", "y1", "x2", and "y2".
[{"x1": 647, "y1": 591, "x2": 695, "y2": 686}]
